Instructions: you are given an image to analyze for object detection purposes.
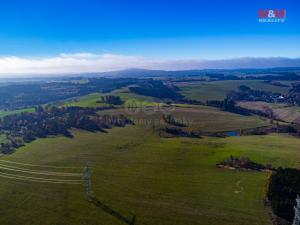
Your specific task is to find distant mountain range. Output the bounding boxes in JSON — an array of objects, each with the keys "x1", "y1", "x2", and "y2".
[
  {"x1": 1, "y1": 56, "x2": 300, "y2": 78},
  {"x1": 1, "y1": 67, "x2": 300, "y2": 82},
  {"x1": 83, "y1": 67, "x2": 300, "y2": 78}
]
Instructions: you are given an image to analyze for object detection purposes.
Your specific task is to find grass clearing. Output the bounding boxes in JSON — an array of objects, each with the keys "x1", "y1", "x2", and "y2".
[
  {"x1": 0, "y1": 121, "x2": 299, "y2": 225},
  {"x1": 179, "y1": 80, "x2": 291, "y2": 102},
  {"x1": 0, "y1": 108, "x2": 35, "y2": 118},
  {"x1": 58, "y1": 88, "x2": 161, "y2": 109},
  {"x1": 59, "y1": 93, "x2": 109, "y2": 108}
]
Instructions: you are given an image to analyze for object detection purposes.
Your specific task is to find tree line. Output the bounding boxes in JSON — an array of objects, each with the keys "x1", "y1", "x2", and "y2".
[
  {"x1": 268, "y1": 168, "x2": 300, "y2": 222},
  {"x1": 0, "y1": 106, "x2": 133, "y2": 154},
  {"x1": 98, "y1": 95, "x2": 124, "y2": 105},
  {"x1": 0, "y1": 78, "x2": 140, "y2": 110}
]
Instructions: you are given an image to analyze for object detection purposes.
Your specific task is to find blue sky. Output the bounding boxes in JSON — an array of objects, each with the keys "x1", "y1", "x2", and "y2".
[
  {"x1": 0, "y1": 0, "x2": 299, "y2": 58},
  {"x1": 0, "y1": 0, "x2": 299, "y2": 74}
]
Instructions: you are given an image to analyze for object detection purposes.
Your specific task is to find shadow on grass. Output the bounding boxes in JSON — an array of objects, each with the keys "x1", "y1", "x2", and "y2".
[{"x1": 88, "y1": 196, "x2": 137, "y2": 225}]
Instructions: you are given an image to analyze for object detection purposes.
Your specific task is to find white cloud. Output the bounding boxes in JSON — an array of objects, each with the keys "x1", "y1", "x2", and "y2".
[{"x1": 0, "y1": 53, "x2": 299, "y2": 76}]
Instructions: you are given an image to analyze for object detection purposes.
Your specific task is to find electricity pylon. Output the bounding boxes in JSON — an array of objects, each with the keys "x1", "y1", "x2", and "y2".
[{"x1": 83, "y1": 162, "x2": 93, "y2": 198}]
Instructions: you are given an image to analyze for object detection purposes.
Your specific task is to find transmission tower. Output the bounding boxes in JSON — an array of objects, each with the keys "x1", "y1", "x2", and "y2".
[
  {"x1": 293, "y1": 195, "x2": 300, "y2": 225},
  {"x1": 83, "y1": 162, "x2": 93, "y2": 198}
]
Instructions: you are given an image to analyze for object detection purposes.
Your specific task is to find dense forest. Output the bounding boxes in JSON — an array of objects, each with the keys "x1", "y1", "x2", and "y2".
[
  {"x1": 0, "y1": 78, "x2": 140, "y2": 110},
  {"x1": 206, "y1": 98, "x2": 251, "y2": 115},
  {"x1": 129, "y1": 80, "x2": 184, "y2": 101},
  {"x1": 98, "y1": 95, "x2": 124, "y2": 105},
  {"x1": 268, "y1": 168, "x2": 300, "y2": 222},
  {"x1": 286, "y1": 83, "x2": 300, "y2": 106}
]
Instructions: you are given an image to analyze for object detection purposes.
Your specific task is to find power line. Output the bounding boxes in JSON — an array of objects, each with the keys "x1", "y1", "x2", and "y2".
[
  {"x1": 0, "y1": 172, "x2": 82, "y2": 184},
  {"x1": 0, "y1": 164, "x2": 82, "y2": 177},
  {"x1": 0, "y1": 159, "x2": 83, "y2": 169},
  {"x1": 0, "y1": 171, "x2": 82, "y2": 183},
  {"x1": 0, "y1": 160, "x2": 83, "y2": 184}
]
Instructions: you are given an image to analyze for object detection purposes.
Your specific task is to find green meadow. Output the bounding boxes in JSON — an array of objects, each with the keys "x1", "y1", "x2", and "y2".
[
  {"x1": 0, "y1": 82, "x2": 298, "y2": 225},
  {"x1": 59, "y1": 88, "x2": 160, "y2": 109},
  {"x1": 178, "y1": 80, "x2": 291, "y2": 102},
  {"x1": 59, "y1": 93, "x2": 109, "y2": 108},
  {"x1": 0, "y1": 115, "x2": 299, "y2": 225},
  {"x1": 0, "y1": 108, "x2": 35, "y2": 118}
]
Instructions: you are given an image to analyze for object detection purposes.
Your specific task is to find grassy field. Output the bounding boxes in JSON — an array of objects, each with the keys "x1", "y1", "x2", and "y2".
[
  {"x1": 0, "y1": 119, "x2": 300, "y2": 225},
  {"x1": 59, "y1": 93, "x2": 109, "y2": 108},
  {"x1": 0, "y1": 134, "x2": 8, "y2": 144},
  {"x1": 113, "y1": 88, "x2": 160, "y2": 104},
  {"x1": 97, "y1": 105, "x2": 269, "y2": 132},
  {"x1": 59, "y1": 88, "x2": 160, "y2": 109},
  {"x1": 0, "y1": 108, "x2": 35, "y2": 118},
  {"x1": 0, "y1": 82, "x2": 298, "y2": 225},
  {"x1": 178, "y1": 80, "x2": 291, "y2": 102},
  {"x1": 237, "y1": 101, "x2": 300, "y2": 123}
]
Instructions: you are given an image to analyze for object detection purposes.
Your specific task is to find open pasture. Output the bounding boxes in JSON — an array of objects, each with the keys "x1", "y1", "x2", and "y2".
[
  {"x1": 1, "y1": 123, "x2": 300, "y2": 225},
  {"x1": 178, "y1": 80, "x2": 291, "y2": 102}
]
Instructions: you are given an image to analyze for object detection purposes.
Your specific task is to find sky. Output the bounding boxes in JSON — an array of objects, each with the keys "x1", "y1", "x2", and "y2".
[{"x1": 0, "y1": 0, "x2": 299, "y2": 75}]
